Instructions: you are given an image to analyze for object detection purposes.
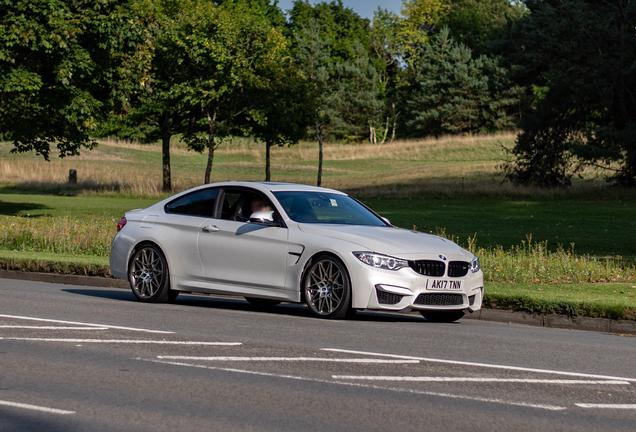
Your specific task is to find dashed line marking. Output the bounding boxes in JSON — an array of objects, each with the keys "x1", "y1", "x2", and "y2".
[
  {"x1": 0, "y1": 313, "x2": 173, "y2": 334},
  {"x1": 322, "y1": 348, "x2": 636, "y2": 383},
  {"x1": 0, "y1": 399, "x2": 75, "y2": 415},
  {"x1": 1, "y1": 338, "x2": 241, "y2": 345},
  {"x1": 156, "y1": 356, "x2": 419, "y2": 363},
  {"x1": 144, "y1": 358, "x2": 566, "y2": 411},
  {"x1": 575, "y1": 404, "x2": 636, "y2": 409},
  {"x1": 0, "y1": 326, "x2": 107, "y2": 330},
  {"x1": 331, "y1": 376, "x2": 630, "y2": 385}
]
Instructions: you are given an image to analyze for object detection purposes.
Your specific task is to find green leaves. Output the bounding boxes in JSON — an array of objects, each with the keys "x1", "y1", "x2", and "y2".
[
  {"x1": 0, "y1": 0, "x2": 155, "y2": 160},
  {"x1": 406, "y1": 27, "x2": 519, "y2": 137},
  {"x1": 501, "y1": 0, "x2": 636, "y2": 187}
]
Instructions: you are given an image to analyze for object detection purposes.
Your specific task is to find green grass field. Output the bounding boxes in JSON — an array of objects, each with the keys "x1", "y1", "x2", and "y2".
[
  {"x1": 1, "y1": 135, "x2": 635, "y2": 319},
  {"x1": 1, "y1": 192, "x2": 634, "y2": 258}
]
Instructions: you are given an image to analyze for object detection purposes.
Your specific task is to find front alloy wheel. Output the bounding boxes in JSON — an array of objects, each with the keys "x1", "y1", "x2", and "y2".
[
  {"x1": 128, "y1": 244, "x2": 175, "y2": 303},
  {"x1": 303, "y1": 255, "x2": 351, "y2": 319}
]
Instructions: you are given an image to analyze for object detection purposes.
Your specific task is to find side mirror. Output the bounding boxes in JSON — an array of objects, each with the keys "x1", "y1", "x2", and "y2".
[
  {"x1": 249, "y1": 210, "x2": 281, "y2": 227},
  {"x1": 381, "y1": 217, "x2": 391, "y2": 225}
]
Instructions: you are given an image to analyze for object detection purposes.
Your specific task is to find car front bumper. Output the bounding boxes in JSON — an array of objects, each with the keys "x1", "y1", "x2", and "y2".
[{"x1": 347, "y1": 259, "x2": 484, "y2": 312}]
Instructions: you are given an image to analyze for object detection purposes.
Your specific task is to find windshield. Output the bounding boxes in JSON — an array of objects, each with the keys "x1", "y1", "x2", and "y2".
[{"x1": 273, "y1": 191, "x2": 387, "y2": 226}]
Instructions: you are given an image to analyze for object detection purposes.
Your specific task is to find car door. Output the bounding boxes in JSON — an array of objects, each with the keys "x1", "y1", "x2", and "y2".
[
  {"x1": 197, "y1": 188, "x2": 288, "y2": 291},
  {"x1": 160, "y1": 187, "x2": 218, "y2": 284}
]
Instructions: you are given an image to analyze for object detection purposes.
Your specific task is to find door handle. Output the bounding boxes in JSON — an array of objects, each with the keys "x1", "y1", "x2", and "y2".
[{"x1": 202, "y1": 225, "x2": 220, "y2": 233}]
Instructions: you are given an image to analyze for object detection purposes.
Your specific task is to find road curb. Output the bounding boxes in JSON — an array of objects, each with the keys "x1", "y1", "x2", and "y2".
[
  {"x1": 2, "y1": 270, "x2": 635, "y2": 335},
  {"x1": 464, "y1": 308, "x2": 636, "y2": 335},
  {"x1": 0, "y1": 269, "x2": 128, "y2": 289}
]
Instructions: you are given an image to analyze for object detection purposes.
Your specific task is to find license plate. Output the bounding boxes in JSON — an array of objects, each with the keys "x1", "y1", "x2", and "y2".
[{"x1": 426, "y1": 279, "x2": 463, "y2": 290}]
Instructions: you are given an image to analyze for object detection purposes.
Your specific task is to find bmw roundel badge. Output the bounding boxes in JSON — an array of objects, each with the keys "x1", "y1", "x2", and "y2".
[{"x1": 439, "y1": 254, "x2": 447, "y2": 260}]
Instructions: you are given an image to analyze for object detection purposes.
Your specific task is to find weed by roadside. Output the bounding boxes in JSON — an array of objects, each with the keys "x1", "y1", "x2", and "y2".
[
  {"x1": 0, "y1": 215, "x2": 114, "y2": 256},
  {"x1": 438, "y1": 230, "x2": 636, "y2": 284}
]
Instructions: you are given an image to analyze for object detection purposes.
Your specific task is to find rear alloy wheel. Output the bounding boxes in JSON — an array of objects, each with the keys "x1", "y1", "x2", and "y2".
[
  {"x1": 128, "y1": 244, "x2": 174, "y2": 303},
  {"x1": 245, "y1": 297, "x2": 281, "y2": 308},
  {"x1": 420, "y1": 310, "x2": 465, "y2": 323},
  {"x1": 303, "y1": 255, "x2": 351, "y2": 319}
]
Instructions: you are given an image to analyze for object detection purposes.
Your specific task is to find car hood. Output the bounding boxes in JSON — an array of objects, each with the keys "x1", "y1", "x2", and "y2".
[{"x1": 297, "y1": 224, "x2": 472, "y2": 259}]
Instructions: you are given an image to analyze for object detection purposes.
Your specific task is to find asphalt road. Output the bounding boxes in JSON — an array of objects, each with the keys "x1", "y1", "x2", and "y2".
[{"x1": 1, "y1": 278, "x2": 635, "y2": 432}]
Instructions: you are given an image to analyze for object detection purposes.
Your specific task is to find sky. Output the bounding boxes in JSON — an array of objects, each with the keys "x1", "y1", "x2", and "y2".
[{"x1": 276, "y1": 0, "x2": 403, "y2": 20}]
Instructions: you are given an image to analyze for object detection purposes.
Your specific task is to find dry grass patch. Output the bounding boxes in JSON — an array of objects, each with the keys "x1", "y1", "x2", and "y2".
[{"x1": 0, "y1": 133, "x2": 629, "y2": 199}]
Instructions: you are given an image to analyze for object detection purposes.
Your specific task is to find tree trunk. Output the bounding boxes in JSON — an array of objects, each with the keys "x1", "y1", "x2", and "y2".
[
  {"x1": 315, "y1": 119, "x2": 323, "y2": 187},
  {"x1": 204, "y1": 108, "x2": 217, "y2": 184},
  {"x1": 161, "y1": 112, "x2": 172, "y2": 192},
  {"x1": 380, "y1": 116, "x2": 389, "y2": 144},
  {"x1": 390, "y1": 111, "x2": 401, "y2": 143},
  {"x1": 265, "y1": 140, "x2": 271, "y2": 181}
]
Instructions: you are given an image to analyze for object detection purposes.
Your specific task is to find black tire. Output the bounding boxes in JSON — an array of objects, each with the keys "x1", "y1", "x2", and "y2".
[
  {"x1": 245, "y1": 297, "x2": 281, "y2": 308},
  {"x1": 420, "y1": 310, "x2": 465, "y2": 323},
  {"x1": 128, "y1": 244, "x2": 173, "y2": 303},
  {"x1": 303, "y1": 255, "x2": 352, "y2": 319},
  {"x1": 168, "y1": 290, "x2": 180, "y2": 302}
]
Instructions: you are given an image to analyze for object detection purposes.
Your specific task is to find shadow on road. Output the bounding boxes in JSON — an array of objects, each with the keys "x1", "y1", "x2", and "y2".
[
  {"x1": 62, "y1": 288, "x2": 138, "y2": 302},
  {"x1": 0, "y1": 410, "x2": 78, "y2": 432},
  {"x1": 62, "y1": 288, "x2": 435, "y2": 324}
]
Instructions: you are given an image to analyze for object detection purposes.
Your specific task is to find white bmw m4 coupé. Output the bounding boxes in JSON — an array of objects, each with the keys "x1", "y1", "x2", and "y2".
[{"x1": 110, "y1": 182, "x2": 483, "y2": 321}]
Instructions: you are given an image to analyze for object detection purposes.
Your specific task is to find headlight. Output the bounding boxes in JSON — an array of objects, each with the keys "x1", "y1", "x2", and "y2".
[
  {"x1": 353, "y1": 252, "x2": 409, "y2": 271},
  {"x1": 470, "y1": 256, "x2": 480, "y2": 273}
]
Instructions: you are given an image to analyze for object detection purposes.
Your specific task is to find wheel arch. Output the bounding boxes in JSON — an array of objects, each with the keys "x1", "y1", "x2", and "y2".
[
  {"x1": 126, "y1": 240, "x2": 168, "y2": 276},
  {"x1": 299, "y1": 250, "x2": 353, "y2": 306}
]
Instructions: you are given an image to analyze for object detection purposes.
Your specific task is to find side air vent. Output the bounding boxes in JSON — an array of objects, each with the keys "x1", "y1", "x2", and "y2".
[
  {"x1": 414, "y1": 293, "x2": 464, "y2": 306},
  {"x1": 376, "y1": 289, "x2": 403, "y2": 305},
  {"x1": 469, "y1": 294, "x2": 476, "y2": 306},
  {"x1": 448, "y1": 261, "x2": 469, "y2": 277},
  {"x1": 408, "y1": 260, "x2": 446, "y2": 277}
]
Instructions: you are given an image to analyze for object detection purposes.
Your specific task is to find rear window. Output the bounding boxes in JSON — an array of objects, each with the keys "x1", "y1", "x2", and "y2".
[{"x1": 165, "y1": 188, "x2": 217, "y2": 217}]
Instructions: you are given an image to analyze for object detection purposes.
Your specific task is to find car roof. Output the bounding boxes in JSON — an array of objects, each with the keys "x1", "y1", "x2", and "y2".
[
  {"x1": 203, "y1": 181, "x2": 346, "y2": 195},
  {"x1": 148, "y1": 181, "x2": 348, "y2": 211}
]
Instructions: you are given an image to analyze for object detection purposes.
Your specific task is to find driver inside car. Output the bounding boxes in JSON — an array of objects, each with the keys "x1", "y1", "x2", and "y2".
[{"x1": 250, "y1": 196, "x2": 271, "y2": 215}]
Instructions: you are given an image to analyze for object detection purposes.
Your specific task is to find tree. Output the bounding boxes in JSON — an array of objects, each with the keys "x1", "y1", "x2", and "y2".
[
  {"x1": 500, "y1": 0, "x2": 636, "y2": 187},
  {"x1": 245, "y1": 65, "x2": 313, "y2": 181},
  {"x1": 288, "y1": 0, "x2": 370, "y2": 65},
  {"x1": 101, "y1": 0, "x2": 191, "y2": 192},
  {"x1": 369, "y1": 7, "x2": 401, "y2": 92},
  {"x1": 0, "y1": 0, "x2": 154, "y2": 160},
  {"x1": 295, "y1": 19, "x2": 331, "y2": 186},
  {"x1": 398, "y1": 0, "x2": 449, "y2": 74},
  {"x1": 327, "y1": 41, "x2": 383, "y2": 143},
  {"x1": 406, "y1": 27, "x2": 520, "y2": 137},
  {"x1": 438, "y1": 0, "x2": 526, "y2": 55},
  {"x1": 168, "y1": 1, "x2": 288, "y2": 184}
]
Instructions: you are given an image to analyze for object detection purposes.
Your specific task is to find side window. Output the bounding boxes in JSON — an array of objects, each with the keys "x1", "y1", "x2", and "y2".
[
  {"x1": 220, "y1": 189, "x2": 277, "y2": 222},
  {"x1": 165, "y1": 188, "x2": 218, "y2": 217}
]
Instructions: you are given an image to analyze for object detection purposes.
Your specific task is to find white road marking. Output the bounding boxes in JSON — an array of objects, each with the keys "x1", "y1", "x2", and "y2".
[
  {"x1": 575, "y1": 403, "x2": 636, "y2": 409},
  {"x1": 0, "y1": 313, "x2": 173, "y2": 334},
  {"x1": 332, "y1": 376, "x2": 630, "y2": 385},
  {"x1": 0, "y1": 399, "x2": 75, "y2": 415},
  {"x1": 0, "y1": 326, "x2": 107, "y2": 330},
  {"x1": 156, "y1": 356, "x2": 419, "y2": 363},
  {"x1": 1, "y1": 338, "x2": 241, "y2": 345},
  {"x1": 322, "y1": 348, "x2": 636, "y2": 383},
  {"x1": 144, "y1": 358, "x2": 566, "y2": 411}
]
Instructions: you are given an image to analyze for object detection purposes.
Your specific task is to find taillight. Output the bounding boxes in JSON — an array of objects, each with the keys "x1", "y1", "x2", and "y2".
[{"x1": 117, "y1": 217, "x2": 127, "y2": 232}]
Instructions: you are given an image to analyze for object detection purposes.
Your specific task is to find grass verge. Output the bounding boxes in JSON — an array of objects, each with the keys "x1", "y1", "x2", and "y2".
[
  {"x1": 0, "y1": 249, "x2": 111, "y2": 277},
  {"x1": 485, "y1": 282, "x2": 636, "y2": 320},
  {"x1": 1, "y1": 249, "x2": 635, "y2": 321}
]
